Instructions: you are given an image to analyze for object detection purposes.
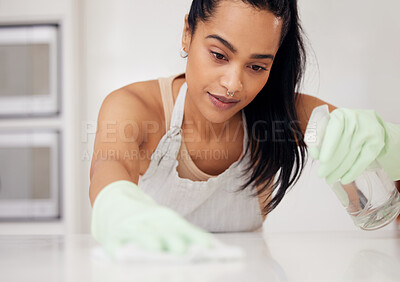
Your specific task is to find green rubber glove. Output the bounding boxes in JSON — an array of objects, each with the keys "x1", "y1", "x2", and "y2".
[
  {"x1": 91, "y1": 180, "x2": 213, "y2": 258},
  {"x1": 306, "y1": 106, "x2": 400, "y2": 185}
]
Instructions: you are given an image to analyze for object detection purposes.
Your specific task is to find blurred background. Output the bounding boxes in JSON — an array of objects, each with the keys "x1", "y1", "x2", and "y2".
[{"x1": 0, "y1": 0, "x2": 399, "y2": 235}]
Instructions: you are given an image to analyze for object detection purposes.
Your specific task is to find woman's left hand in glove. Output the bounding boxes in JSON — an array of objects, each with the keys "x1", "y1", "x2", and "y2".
[{"x1": 308, "y1": 107, "x2": 400, "y2": 185}]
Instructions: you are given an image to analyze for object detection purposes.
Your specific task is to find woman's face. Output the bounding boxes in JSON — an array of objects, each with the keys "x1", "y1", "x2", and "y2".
[{"x1": 183, "y1": 0, "x2": 282, "y2": 123}]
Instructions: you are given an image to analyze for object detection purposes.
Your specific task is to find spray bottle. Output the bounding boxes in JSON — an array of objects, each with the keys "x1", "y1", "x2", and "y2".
[{"x1": 305, "y1": 105, "x2": 400, "y2": 230}]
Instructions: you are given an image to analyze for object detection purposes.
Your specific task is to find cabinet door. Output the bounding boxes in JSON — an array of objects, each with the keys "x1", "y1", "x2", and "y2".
[
  {"x1": 0, "y1": 25, "x2": 59, "y2": 116},
  {"x1": 0, "y1": 131, "x2": 60, "y2": 219}
]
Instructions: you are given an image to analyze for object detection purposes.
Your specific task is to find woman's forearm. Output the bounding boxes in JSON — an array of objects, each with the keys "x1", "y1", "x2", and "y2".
[{"x1": 89, "y1": 160, "x2": 138, "y2": 207}]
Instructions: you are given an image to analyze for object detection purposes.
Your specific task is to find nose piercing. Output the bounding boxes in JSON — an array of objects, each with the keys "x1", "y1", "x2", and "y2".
[{"x1": 227, "y1": 90, "x2": 235, "y2": 97}]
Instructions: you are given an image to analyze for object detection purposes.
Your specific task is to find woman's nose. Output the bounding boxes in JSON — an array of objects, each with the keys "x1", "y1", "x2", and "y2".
[{"x1": 220, "y1": 67, "x2": 243, "y2": 94}]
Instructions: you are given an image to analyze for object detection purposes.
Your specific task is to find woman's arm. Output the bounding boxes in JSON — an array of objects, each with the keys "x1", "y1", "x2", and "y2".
[
  {"x1": 89, "y1": 87, "x2": 216, "y2": 255},
  {"x1": 89, "y1": 88, "x2": 145, "y2": 206}
]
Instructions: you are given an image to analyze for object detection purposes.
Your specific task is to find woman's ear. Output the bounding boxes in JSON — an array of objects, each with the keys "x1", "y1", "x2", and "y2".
[{"x1": 181, "y1": 14, "x2": 191, "y2": 52}]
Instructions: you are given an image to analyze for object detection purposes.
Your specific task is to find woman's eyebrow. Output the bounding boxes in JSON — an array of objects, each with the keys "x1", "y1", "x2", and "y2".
[{"x1": 205, "y1": 34, "x2": 274, "y2": 60}]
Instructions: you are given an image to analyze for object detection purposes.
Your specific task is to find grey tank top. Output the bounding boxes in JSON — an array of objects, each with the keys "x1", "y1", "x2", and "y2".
[{"x1": 138, "y1": 77, "x2": 263, "y2": 232}]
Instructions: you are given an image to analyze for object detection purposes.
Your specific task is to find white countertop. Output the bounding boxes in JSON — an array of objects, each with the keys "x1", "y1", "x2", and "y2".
[{"x1": 1, "y1": 230, "x2": 400, "y2": 282}]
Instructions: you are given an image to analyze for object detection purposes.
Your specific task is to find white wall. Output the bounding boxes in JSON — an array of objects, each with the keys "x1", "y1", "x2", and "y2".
[
  {"x1": 79, "y1": 0, "x2": 399, "y2": 233},
  {"x1": 299, "y1": 0, "x2": 400, "y2": 119}
]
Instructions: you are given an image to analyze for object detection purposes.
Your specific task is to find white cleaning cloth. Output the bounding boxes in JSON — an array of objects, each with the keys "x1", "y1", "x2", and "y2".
[{"x1": 92, "y1": 237, "x2": 245, "y2": 263}]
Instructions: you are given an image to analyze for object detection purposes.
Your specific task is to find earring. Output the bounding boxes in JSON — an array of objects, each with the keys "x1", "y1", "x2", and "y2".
[{"x1": 180, "y1": 47, "x2": 188, "y2": 58}]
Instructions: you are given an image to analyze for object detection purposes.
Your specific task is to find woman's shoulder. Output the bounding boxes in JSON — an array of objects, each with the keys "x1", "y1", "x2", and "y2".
[
  {"x1": 103, "y1": 79, "x2": 164, "y2": 122},
  {"x1": 295, "y1": 93, "x2": 337, "y2": 134},
  {"x1": 97, "y1": 79, "x2": 165, "y2": 147}
]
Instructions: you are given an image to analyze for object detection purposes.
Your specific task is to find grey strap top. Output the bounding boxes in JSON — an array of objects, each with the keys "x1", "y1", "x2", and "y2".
[{"x1": 138, "y1": 75, "x2": 263, "y2": 232}]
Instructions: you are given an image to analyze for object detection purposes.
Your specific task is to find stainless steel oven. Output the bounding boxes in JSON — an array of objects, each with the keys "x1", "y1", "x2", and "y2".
[
  {"x1": 0, "y1": 131, "x2": 60, "y2": 220},
  {"x1": 0, "y1": 24, "x2": 59, "y2": 117}
]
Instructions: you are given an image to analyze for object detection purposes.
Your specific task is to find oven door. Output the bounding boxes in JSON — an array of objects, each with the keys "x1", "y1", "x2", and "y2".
[
  {"x1": 0, "y1": 131, "x2": 60, "y2": 220},
  {"x1": 0, "y1": 25, "x2": 59, "y2": 117}
]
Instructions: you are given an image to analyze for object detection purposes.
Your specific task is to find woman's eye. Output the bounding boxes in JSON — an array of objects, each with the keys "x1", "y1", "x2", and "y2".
[
  {"x1": 250, "y1": 65, "x2": 267, "y2": 72},
  {"x1": 211, "y1": 51, "x2": 226, "y2": 61}
]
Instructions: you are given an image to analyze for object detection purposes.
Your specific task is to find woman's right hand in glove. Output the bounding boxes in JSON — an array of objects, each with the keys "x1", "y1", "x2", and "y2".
[{"x1": 91, "y1": 180, "x2": 213, "y2": 258}]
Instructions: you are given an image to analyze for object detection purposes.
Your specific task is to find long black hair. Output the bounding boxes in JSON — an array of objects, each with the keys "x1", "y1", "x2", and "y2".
[{"x1": 187, "y1": 0, "x2": 308, "y2": 216}]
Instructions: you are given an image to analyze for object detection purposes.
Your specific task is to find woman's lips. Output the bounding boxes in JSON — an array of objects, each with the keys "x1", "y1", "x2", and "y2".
[{"x1": 207, "y1": 92, "x2": 239, "y2": 111}]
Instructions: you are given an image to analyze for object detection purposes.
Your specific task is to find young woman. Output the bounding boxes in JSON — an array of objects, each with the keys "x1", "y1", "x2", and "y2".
[{"x1": 89, "y1": 0, "x2": 400, "y2": 256}]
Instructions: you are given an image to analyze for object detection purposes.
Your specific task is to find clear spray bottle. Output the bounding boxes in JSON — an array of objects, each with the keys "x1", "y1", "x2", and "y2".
[{"x1": 304, "y1": 105, "x2": 400, "y2": 230}]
